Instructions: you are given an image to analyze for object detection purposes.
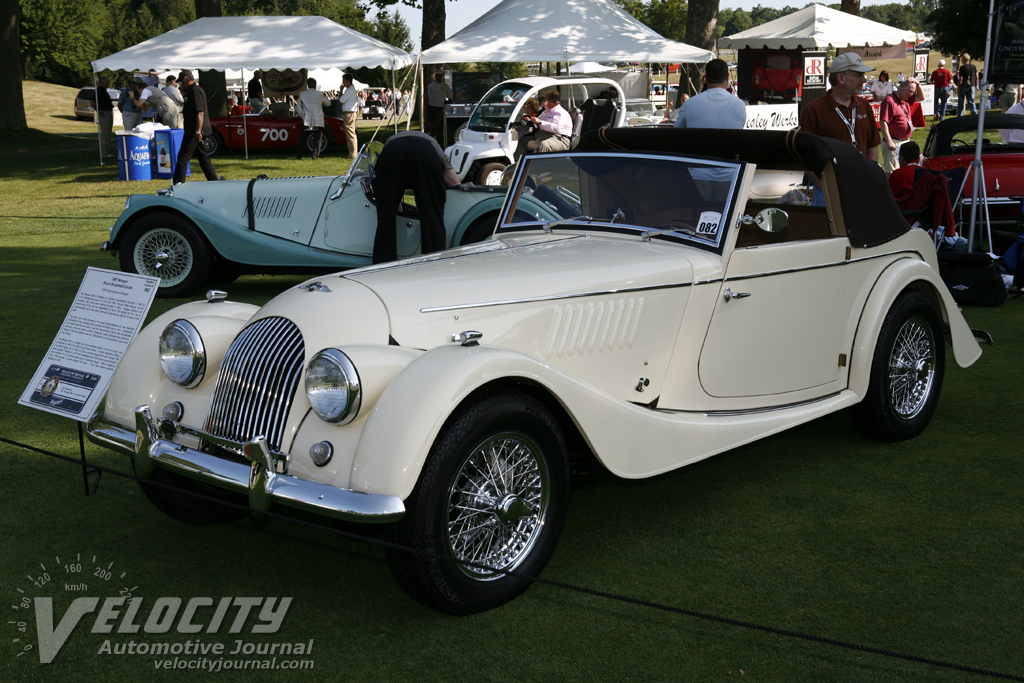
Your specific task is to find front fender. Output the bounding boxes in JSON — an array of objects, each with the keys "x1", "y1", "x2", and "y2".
[
  {"x1": 451, "y1": 195, "x2": 508, "y2": 244},
  {"x1": 110, "y1": 195, "x2": 362, "y2": 270},
  {"x1": 848, "y1": 258, "x2": 981, "y2": 397},
  {"x1": 101, "y1": 300, "x2": 260, "y2": 428},
  {"x1": 350, "y1": 343, "x2": 586, "y2": 499}
]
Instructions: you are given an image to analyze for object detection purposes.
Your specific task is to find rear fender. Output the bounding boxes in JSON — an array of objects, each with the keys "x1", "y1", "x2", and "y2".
[{"x1": 848, "y1": 258, "x2": 981, "y2": 397}]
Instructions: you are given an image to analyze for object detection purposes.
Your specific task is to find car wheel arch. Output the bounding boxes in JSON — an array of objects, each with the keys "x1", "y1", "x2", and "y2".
[
  {"x1": 846, "y1": 259, "x2": 980, "y2": 399},
  {"x1": 114, "y1": 205, "x2": 231, "y2": 264},
  {"x1": 348, "y1": 344, "x2": 594, "y2": 500}
]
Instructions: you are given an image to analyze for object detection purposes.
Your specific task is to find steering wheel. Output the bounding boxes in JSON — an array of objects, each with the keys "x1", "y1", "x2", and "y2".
[{"x1": 950, "y1": 135, "x2": 973, "y2": 151}]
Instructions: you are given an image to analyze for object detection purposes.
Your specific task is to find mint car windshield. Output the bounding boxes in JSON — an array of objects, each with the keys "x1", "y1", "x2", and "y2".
[
  {"x1": 468, "y1": 82, "x2": 531, "y2": 133},
  {"x1": 500, "y1": 153, "x2": 741, "y2": 251}
]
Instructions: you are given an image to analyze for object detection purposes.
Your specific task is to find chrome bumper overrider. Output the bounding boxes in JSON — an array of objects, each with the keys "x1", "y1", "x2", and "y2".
[{"x1": 86, "y1": 405, "x2": 404, "y2": 523}]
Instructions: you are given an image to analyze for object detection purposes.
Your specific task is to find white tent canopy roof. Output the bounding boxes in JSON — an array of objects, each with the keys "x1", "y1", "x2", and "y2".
[
  {"x1": 718, "y1": 4, "x2": 916, "y2": 50},
  {"x1": 91, "y1": 15, "x2": 414, "y2": 73},
  {"x1": 419, "y1": 0, "x2": 712, "y2": 64}
]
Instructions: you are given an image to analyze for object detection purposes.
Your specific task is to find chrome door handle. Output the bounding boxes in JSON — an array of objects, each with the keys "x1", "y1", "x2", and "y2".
[{"x1": 723, "y1": 287, "x2": 751, "y2": 303}]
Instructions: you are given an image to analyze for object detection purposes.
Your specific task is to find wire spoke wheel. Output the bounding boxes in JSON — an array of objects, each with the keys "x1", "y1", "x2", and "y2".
[
  {"x1": 133, "y1": 227, "x2": 194, "y2": 286},
  {"x1": 851, "y1": 290, "x2": 945, "y2": 441},
  {"x1": 446, "y1": 433, "x2": 549, "y2": 580},
  {"x1": 887, "y1": 316, "x2": 936, "y2": 419},
  {"x1": 388, "y1": 391, "x2": 568, "y2": 613},
  {"x1": 119, "y1": 212, "x2": 211, "y2": 298}
]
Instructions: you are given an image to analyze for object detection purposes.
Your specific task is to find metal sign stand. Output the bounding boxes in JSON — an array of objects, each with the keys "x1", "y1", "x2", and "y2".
[{"x1": 77, "y1": 422, "x2": 102, "y2": 496}]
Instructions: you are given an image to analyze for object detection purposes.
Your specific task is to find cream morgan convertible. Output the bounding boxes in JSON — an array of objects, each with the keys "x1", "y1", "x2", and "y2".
[{"x1": 87, "y1": 128, "x2": 981, "y2": 614}]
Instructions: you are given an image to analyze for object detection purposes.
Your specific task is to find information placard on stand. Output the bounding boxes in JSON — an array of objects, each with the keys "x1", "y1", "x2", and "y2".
[{"x1": 19, "y1": 268, "x2": 159, "y2": 422}]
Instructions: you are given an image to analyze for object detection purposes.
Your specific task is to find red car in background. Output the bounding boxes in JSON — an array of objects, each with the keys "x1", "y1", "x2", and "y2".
[
  {"x1": 921, "y1": 113, "x2": 1024, "y2": 225},
  {"x1": 202, "y1": 112, "x2": 349, "y2": 156}
]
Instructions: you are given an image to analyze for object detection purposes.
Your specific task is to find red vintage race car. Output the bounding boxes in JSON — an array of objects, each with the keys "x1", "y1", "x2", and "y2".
[{"x1": 202, "y1": 112, "x2": 349, "y2": 156}]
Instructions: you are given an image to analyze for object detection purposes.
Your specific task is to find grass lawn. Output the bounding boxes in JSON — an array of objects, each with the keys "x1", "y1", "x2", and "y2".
[{"x1": 2, "y1": 81, "x2": 1023, "y2": 682}]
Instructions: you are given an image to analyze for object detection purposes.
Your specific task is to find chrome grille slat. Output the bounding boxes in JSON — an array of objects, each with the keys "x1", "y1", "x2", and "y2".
[{"x1": 205, "y1": 317, "x2": 305, "y2": 452}]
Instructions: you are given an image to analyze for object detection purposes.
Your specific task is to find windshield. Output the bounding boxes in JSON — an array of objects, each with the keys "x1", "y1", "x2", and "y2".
[
  {"x1": 468, "y1": 81, "x2": 531, "y2": 133},
  {"x1": 499, "y1": 152, "x2": 741, "y2": 251}
]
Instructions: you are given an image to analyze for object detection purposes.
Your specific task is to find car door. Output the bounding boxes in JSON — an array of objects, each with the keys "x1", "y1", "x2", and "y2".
[
  {"x1": 320, "y1": 177, "x2": 422, "y2": 258},
  {"x1": 697, "y1": 204, "x2": 850, "y2": 399}
]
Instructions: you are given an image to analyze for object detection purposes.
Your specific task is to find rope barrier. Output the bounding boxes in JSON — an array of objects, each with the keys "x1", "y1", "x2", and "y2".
[{"x1": 2, "y1": 433, "x2": 1021, "y2": 681}]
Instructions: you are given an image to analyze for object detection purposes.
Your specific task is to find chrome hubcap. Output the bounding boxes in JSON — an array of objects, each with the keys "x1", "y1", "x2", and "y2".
[
  {"x1": 446, "y1": 434, "x2": 549, "y2": 580},
  {"x1": 134, "y1": 228, "x2": 193, "y2": 286},
  {"x1": 888, "y1": 316, "x2": 935, "y2": 419}
]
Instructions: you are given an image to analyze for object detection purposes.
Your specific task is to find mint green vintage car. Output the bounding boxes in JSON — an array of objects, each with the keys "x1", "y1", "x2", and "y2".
[{"x1": 101, "y1": 143, "x2": 510, "y2": 297}]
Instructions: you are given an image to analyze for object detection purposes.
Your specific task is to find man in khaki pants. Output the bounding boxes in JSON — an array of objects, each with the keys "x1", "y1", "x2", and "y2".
[
  {"x1": 338, "y1": 73, "x2": 359, "y2": 158},
  {"x1": 96, "y1": 76, "x2": 114, "y2": 157}
]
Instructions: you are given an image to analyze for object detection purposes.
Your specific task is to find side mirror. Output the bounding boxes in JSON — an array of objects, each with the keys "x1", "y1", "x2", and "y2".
[{"x1": 754, "y1": 207, "x2": 789, "y2": 233}]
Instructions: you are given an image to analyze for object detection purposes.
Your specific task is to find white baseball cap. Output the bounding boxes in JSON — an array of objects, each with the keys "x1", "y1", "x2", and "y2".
[
  {"x1": 829, "y1": 52, "x2": 875, "y2": 74},
  {"x1": 939, "y1": 59, "x2": 946, "y2": 65}
]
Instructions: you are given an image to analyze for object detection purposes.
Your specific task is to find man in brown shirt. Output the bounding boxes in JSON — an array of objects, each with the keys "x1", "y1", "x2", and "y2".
[
  {"x1": 800, "y1": 52, "x2": 881, "y2": 205},
  {"x1": 800, "y1": 52, "x2": 881, "y2": 161}
]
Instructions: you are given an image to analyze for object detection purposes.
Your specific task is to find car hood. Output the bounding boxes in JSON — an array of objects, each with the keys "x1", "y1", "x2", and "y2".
[
  {"x1": 338, "y1": 232, "x2": 718, "y2": 350},
  {"x1": 167, "y1": 175, "x2": 343, "y2": 219}
]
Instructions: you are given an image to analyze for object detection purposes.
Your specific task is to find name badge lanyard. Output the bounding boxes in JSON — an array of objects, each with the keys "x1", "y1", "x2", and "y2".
[{"x1": 834, "y1": 106, "x2": 856, "y2": 146}]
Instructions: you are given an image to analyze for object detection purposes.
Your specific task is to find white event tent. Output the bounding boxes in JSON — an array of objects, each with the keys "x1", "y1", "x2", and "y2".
[
  {"x1": 718, "y1": 4, "x2": 916, "y2": 50},
  {"x1": 418, "y1": 0, "x2": 712, "y2": 64},
  {"x1": 91, "y1": 15, "x2": 414, "y2": 161},
  {"x1": 92, "y1": 15, "x2": 414, "y2": 74}
]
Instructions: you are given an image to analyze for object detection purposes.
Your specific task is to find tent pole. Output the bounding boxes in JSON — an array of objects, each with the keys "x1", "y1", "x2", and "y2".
[
  {"x1": 242, "y1": 68, "x2": 249, "y2": 161},
  {"x1": 418, "y1": 60, "x2": 425, "y2": 133},
  {"x1": 391, "y1": 63, "x2": 399, "y2": 135},
  {"x1": 94, "y1": 70, "x2": 103, "y2": 166}
]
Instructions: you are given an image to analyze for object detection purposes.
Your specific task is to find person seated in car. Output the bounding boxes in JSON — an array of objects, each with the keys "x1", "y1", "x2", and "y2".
[{"x1": 514, "y1": 90, "x2": 572, "y2": 160}]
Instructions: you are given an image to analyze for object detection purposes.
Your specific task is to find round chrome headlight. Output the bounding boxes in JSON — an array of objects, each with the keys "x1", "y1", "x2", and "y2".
[
  {"x1": 159, "y1": 320, "x2": 206, "y2": 388},
  {"x1": 305, "y1": 349, "x2": 361, "y2": 424}
]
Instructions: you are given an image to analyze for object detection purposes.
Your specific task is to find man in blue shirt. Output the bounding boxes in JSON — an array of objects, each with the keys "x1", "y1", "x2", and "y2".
[
  {"x1": 118, "y1": 83, "x2": 142, "y2": 131},
  {"x1": 674, "y1": 59, "x2": 746, "y2": 130}
]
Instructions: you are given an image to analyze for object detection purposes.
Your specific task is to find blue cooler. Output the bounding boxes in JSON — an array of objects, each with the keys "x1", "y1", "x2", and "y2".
[
  {"x1": 116, "y1": 132, "x2": 152, "y2": 181},
  {"x1": 152, "y1": 128, "x2": 188, "y2": 179}
]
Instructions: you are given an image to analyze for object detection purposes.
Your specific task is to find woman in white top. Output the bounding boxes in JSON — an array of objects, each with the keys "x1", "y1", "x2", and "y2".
[{"x1": 871, "y1": 70, "x2": 894, "y2": 102}]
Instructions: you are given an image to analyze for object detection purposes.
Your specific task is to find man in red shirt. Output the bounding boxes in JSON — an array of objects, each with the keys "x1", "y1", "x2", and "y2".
[
  {"x1": 879, "y1": 78, "x2": 921, "y2": 175},
  {"x1": 930, "y1": 59, "x2": 953, "y2": 121}
]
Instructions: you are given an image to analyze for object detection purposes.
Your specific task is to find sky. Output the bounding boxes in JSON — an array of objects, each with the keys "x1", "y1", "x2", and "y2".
[{"x1": 376, "y1": 0, "x2": 898, "y2": 52}]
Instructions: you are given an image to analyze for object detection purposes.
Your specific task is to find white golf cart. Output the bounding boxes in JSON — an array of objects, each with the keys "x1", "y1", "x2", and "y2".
[{"x1": 445, "y1": 76, "x2": 627, "y2": 186}]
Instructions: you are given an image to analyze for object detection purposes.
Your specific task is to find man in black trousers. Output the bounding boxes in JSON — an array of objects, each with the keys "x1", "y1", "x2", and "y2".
[
  {"x1": 172, "y1": 69, "x2": 220, "y2": 184},
  {"x1": 372, "y1": 131, "x2": 460, "y2": 264}
]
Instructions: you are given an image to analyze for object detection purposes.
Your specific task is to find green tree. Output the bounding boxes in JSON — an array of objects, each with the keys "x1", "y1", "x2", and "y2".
[
  {"x1": 679, "y1": 0, "x2": 717, "y2": 99},
  {"x1": 20, "y1": 0, "x2": 105, "y2": 84},
  {"x1": 924, "y1": 0, "x2": 986, "y2": 58},
  {"x1": 862, "y1": 4, "x2": 915, "y2": 31},
  {"x1": 718, "y1": 7, "x2": 752, "y2": 37},
  {"x1": 0, "y1": 0, "x2": 26, "y2": 130}
]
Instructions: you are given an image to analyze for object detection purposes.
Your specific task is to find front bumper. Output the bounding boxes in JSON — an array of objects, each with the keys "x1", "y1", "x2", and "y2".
[{"x1": 87, "y1": 405, "x2": 405, "y2": 523}]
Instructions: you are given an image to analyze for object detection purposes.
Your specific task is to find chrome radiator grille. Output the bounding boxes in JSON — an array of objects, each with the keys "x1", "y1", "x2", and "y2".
[{"x1": 205, "y1": 317, "x2": 305, "y2": 453}]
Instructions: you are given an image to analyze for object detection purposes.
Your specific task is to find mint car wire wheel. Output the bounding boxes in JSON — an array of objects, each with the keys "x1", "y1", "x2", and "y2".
[
  {"x1": 389, "y1": 391, "x2": 569, "y2": 614},
  {"x1": 119, "y1": 212, "x2": 211, "y2": 298},
  {"x1": 852, "y1": 290, "x2": 945, "y2": 441}
]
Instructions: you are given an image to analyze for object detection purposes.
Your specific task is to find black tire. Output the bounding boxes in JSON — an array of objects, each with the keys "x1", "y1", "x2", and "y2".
[
  {"x1": 119, "y1": 212, "x2": 212, "y2": 298},
  {"x1": 388, "y1": 391, "x2": 569, "y2": 614},
  {"x1": 203, "y1": 130, "x2": 224, "y2": 156},
  {"x1": 476, "y1": 162, "x2": 507, "y2": 187},
  {"x1": 458, "y1": 213, "x2": 498, "y2": 246},
  {"x1": 139, "y1": 467, "x2": 248, "y2": 526},
  {"x1": 306, "y1": 129, "x2": 332, "y2": 156},
  {"x1": 851, "y1": 290, "x2": 946, "y2": 441}
]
